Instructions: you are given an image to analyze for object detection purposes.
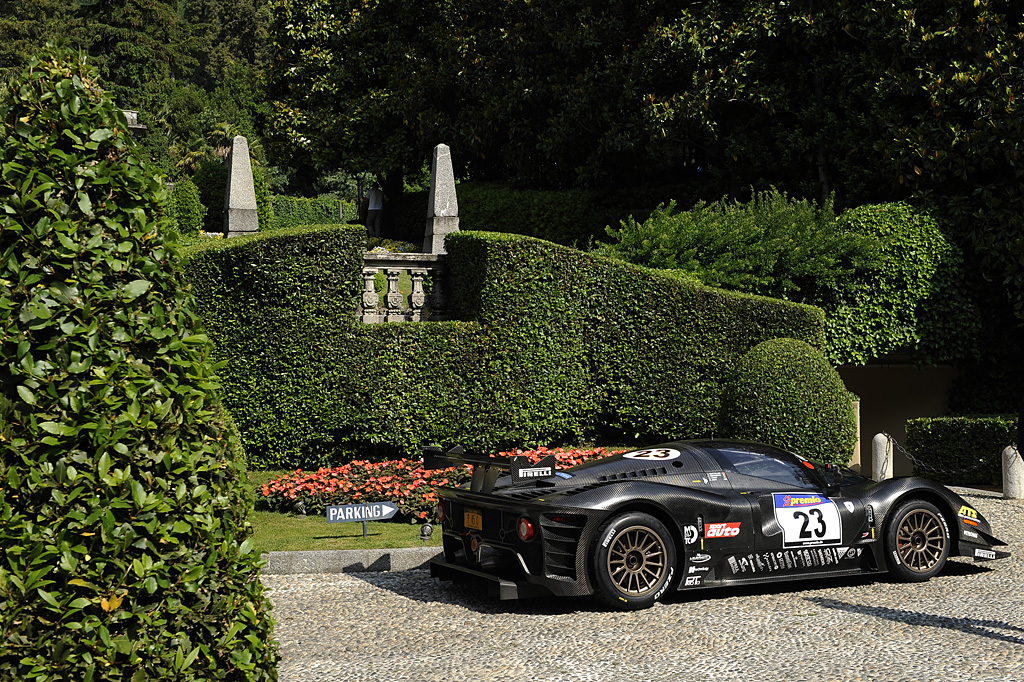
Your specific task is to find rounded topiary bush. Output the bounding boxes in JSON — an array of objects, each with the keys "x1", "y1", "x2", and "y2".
[
  {"x1": 722, "y1": 338, "x2": 856, "y2": 464},
  {"x1": 0, "y1": 50, "x2": 276, "y2": 680}
]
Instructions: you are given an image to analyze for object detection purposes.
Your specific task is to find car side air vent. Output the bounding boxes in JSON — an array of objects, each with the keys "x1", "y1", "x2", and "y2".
[{"x1": 597, "y1": 467, "x2": 668, "y2": 482}]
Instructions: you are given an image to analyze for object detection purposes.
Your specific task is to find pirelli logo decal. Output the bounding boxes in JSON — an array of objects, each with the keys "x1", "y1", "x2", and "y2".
[{"x1": 511, "y1": 455, "x2": 557, "y2": 483}]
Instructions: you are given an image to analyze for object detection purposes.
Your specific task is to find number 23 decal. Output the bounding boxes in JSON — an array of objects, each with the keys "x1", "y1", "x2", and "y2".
[
  {"x1": 794, "y1": 508, "x2": 827, "y2": 539},
  {"x1": 772, "y1": 493, "x2": 842, "y2": 547}
]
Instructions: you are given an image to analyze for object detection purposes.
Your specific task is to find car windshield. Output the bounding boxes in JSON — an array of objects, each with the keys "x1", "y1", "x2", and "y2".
[{"x1": 710, "y1": 445, "x2": 820, "y2": 488}]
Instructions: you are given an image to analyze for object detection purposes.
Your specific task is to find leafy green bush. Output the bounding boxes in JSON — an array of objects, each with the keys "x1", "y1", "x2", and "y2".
[
  {"x1": 181, "y1": 225, "x2": 826, "y2": 468},
  {"x1": 905, "y1": 415, "x2": 1016, "y2": 487},
  {"x1": 599, "y1": 190, "x2": 875, "y2": 301},
  {"x1": 831, "y1": 203, "x2": 980, "y2": 365},
  {"x1": 721, "y1": 338, "x2": 857, "y2": 464},
  {"x1": 601, "y1": 194, "x2": 979, "y2": 365},
  {"x1": 0, "y1": 50, "x2": 276, "y2": 680},
  {"x1": 168, "y1": 177, "x2": 207, "y2": 240}
]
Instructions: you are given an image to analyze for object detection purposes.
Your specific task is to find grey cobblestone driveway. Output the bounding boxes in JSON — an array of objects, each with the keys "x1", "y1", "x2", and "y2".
[{"x1": 262, "y1": 490, "x2": 1024, "y2": 682}]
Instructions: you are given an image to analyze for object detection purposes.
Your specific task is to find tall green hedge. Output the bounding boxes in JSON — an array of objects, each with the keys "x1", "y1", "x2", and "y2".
[
  {"x1": 268, "y1": 194, "x2": 350, "y2": 232},
  {"x1": 905, "y1": 415, "x2": 1016, "y2": 487},
  {"x1": 0, "y1": 50, "x2": 276, "y2": 681},
  {"x1": 181, "y1": 225, "x2": 827, "y2": 468}
]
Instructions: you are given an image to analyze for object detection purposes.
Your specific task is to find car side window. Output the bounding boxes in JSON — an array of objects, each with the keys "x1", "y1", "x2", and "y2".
[{"x1": 711, "y1": 447, "x2": 819, "y2": 489}]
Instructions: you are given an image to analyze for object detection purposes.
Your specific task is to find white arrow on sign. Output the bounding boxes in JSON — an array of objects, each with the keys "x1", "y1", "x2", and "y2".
[{"x1": 326, "y1": 501, "x2": 400, "y2": 523}]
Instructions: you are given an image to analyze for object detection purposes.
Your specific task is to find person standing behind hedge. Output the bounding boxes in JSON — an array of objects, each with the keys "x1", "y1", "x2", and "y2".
[{"x1": 365, "y1": 181, "x2": 386, "y2": 238}]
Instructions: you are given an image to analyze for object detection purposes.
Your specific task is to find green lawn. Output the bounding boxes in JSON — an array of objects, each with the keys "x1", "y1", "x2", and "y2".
[{"x1": 244, "y1": 469, "x2": 441, "y2": 553}]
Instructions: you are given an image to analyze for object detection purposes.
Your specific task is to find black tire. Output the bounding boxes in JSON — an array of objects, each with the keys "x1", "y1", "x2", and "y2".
[
  {"x1": 591, "y1": 512, "x2": 677, "y2": 610},
  {"x1": 884, "y1": 500, "x2": 950, "y2": 582}
]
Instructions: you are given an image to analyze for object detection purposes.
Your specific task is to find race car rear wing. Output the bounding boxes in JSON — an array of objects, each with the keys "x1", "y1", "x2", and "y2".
[{"x1": 422, "y1": 445, "x2": 557, "y2": 494}]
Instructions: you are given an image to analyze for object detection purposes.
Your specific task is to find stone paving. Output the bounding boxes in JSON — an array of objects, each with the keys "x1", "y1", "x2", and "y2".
[{"x1": 262, "y1": 490, "x2": 1024, "y2": 682}]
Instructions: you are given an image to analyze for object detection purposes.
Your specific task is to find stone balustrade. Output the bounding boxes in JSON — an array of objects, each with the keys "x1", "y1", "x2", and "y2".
[{"x1": 360, "y1": 252, "x2": 446, "y2": 323}]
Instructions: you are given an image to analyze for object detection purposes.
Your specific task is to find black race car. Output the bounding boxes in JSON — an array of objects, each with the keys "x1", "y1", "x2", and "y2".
[{"x1": 423, "y1": 440, "x2": 1010, "y2": 610}]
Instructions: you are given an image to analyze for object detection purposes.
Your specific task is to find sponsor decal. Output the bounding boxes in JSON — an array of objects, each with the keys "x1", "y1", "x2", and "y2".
[
  {"x1": 691, "y1": 553, "x2": 712, "y2": 564},
  {"x1": 891, "y1": 549, "x2": 901, "y2": 565},
  {"x1": 624, "y1": 448, "x2": 680, "y2": 461},
  {"x1": 688, "y1": 565, "x2": 711, "y2": 574},
  {"x1": 958, "y1": 505, "x2": 978, "y2": 520},
  {"x1": 511, "y1": 455, "x2": 556, "y2": 482},
  {"x1": 843, "y1": 501, "x2": 855, "y2": 514},
  {"x1": 724, "y1": 547, "x2": 864, "y2": 576},
  {"x1": 555, "y1": 471, "x2": 572, "y2": 479},
  {"x1": 963, "y1": 530, "x2": 979, "y2": 539},
  {"x1": 975, "y1": 548, "x2": 996, "y2": 560},
  {"x1": 777, "y1": 494, "x2": 824, "y2": 508},
  {"x1": 684, "y1": 576, "x2": 702, "y2": 587},
  {"x1": 602, "y1": 527, "x2": 618, "y2": 548},
  {"x1": 861, "y1": 531, "x2": 870, "y2": 539},
  {"x1": 958, "y1": 505, "x2": 980, "y2": 527},
  {"x1": 773, "y1": 493, "x2": 842, "y2": 547},
  {"x1": 691, "y1": 471, "x2": 729, "y2": 485},
  {"x1": 684, "y1": 525, "x2": 699, "y2": 545},
  {"x1": 705, "y1": 522, "x2": 741, "y2": 538},
  {"x1": 654, "y1": 567, "x2": 675, "y2": 599},
  {"x1": 865, "y1": 505, "x2": 875, "y2": 525}
]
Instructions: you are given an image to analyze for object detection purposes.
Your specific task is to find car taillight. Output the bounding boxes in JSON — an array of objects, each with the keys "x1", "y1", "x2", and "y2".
[
  {"x1": 435, "y1": 502, "x2": 446, "y2": 523},
  {"x1": 517, "y1": 517, "x2": 536, "y2": 542}
]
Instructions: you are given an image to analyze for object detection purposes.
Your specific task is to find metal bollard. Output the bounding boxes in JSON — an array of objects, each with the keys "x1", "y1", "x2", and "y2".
[
  {"x1": 872, "y1": 433, "x2": 893, "y2": 482},
  {"x1": 1003, "y1": 445, "x2": 1023, "y2": 499}
]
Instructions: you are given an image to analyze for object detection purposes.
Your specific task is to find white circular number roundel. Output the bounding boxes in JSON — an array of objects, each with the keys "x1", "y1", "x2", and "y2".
[{"x1": 623, "y1": 448, "x2": 680, "y2": 461}]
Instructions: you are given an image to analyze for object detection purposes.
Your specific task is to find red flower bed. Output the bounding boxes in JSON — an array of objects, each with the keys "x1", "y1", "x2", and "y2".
[{"x1": 258, "y1": 446, "x2": 624, "y2": 521}]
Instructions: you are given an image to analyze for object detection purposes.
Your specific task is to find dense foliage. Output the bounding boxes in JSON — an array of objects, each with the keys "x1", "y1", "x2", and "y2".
[
  {"x1": 258, "y1": 446, "x2": 624, "y2": 519},
  {"x1": 601, "y1": 195, "x2": 978, "y2": 365},
  {"x1": 1, "y1": 0, "x2": 271, "y2": 176},
  {"x1": 0, "y1": 51, "x2": 276, "y2": 680},
  {"x1": 721, "y1": 338, "x2": 858, "y2": 464},
  {"x1": 180, "y1": 224, "x2": 827, "y2": 468},
  {"x1": 267, "y1": 1, "x2": 1024, "y2": 330},
  {"x1": 169, "y1": 177, "x2": 208, "y2": 241},
  {"x1": 905, "y1": 415, "x2": 1017, "y2": 487}
]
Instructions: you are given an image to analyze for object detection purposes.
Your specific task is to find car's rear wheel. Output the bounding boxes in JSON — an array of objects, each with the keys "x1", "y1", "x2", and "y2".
[
  {"x1": 885, "y1": 500, "x2": 949, "y2": 582},
  {"x1": 591, "y1": 512, "x2": 676, "y2": 610}
]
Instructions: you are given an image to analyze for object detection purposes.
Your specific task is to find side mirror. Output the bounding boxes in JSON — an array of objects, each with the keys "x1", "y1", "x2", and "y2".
[{"x1": 824, "y1": 463, "x2": 843, "y2": 490}]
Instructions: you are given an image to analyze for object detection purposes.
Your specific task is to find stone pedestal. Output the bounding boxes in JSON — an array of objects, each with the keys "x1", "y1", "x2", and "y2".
[
  {"x1": 224, "y1": 135, "x2": 259, "y2": 237},
  {"x1": 1004, "y1": 445, "x2": 1023, "y2": 499},
  {"x1": 871, "y1": 433, "x2": 893, "y2": 481},
  {"x1": 423, "y1": 143, "x2": 459, "y2": 254}
]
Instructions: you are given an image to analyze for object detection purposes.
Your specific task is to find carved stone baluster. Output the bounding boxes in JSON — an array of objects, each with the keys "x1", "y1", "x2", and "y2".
[
  {"x1": 409, "y1": 268, "x2": 427, "y2": 322},
  {"x1": 385, "y1": 268, "x2": 405, "y2": 322},
  {"x1": 361, "y1": 267, "x2": 382, "y2": 323}
]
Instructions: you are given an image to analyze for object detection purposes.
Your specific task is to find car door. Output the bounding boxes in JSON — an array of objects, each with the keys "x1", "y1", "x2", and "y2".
[{"x1": 706, "y1": 444, "x2": 869, "y2": 580}]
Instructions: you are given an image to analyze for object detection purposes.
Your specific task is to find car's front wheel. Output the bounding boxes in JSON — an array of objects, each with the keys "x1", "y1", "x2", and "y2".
[
  {"x1": 884, "y1": 500, "x2": 950, "y2": 582},
  {"x1": 591, "y1": 511, "x2": 677, "y2": 610}
]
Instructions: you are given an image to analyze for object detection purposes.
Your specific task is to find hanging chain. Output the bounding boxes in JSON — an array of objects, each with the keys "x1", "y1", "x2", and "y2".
[{"x1": 879, "y1": 431, "x2": 1011, "y2": 479}]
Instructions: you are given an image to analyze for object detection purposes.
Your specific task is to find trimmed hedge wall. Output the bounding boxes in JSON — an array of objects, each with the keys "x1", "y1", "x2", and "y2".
[
  {"x1": 905, "y1": 415, "x2": 1016, "y2": 487},
  {"x1": 268, "y1": 194, "x2": 355, "y2": 232},
  {"x1": 181, "y1": 226, "x2": 828, "y2": 468}
]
